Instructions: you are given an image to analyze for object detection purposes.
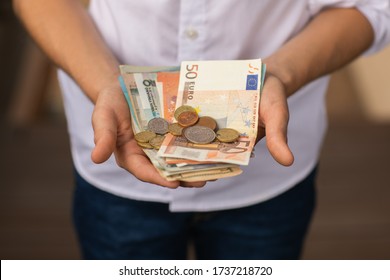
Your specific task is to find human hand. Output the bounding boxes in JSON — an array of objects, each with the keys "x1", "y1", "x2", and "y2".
[
  {"x1": 90, "y1": 81, "x2": 206, "y2": 188},
  {"x1": 256, "y1": 74, "x2": 294, "y2": 166}
]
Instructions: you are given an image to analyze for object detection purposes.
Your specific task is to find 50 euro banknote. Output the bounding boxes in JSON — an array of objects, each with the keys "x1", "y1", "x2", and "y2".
[
  {"x1": 158, "y1": 134, "x2": 256, "y2": 165},
  {"x1": 177, "y1": 59, "x2": 265, "y2": 136},
  {"x1": 159, "y1": 59, "x2": 265, "y2": 165}
]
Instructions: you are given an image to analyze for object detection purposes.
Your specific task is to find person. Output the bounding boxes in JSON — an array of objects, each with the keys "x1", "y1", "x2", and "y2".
[{"x1": 13, "y1": 0, "x2": 390, "y2": 259}]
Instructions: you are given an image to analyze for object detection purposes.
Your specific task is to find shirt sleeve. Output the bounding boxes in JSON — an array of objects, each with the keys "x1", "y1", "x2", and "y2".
[{"x1": 309, "y1": 0, "x2": 390, "y2": 54}]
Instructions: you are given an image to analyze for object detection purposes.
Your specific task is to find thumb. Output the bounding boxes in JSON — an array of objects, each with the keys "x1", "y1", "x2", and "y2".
[
  {"x1": 91, "y1": 107, "x2": 117, "y2": 164},
  {"x1": 265, "y1": 114, "x2": 294, "y2": 166},
  {"x1": 259, "y1": 73, "x2": 294, "y2": 166}
]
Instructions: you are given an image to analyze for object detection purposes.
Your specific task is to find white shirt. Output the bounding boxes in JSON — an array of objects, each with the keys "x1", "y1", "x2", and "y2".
[{"x1": 58, "y1": 0, "x2": 390, "y2": 212}]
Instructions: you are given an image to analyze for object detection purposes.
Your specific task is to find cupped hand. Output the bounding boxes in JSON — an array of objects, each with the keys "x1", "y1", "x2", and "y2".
[
  {"x1": 256, "y1": 73, "x2": 294, "y2": 166},
  {"x1": 90, "y1": 81, "x2": 206, "y2": 188}
]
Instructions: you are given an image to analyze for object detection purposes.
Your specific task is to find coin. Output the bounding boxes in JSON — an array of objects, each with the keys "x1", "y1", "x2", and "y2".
[
  {"x1": 149, "y1": 135, "x2": 165, "y2": 150},
  {"x1": 177, "y1": 111, "x2": 199, "y2": 127},
  {"x1": 174, "y1": 105, "x2": 196, "y2": 120},
  {"x1": 168, "y1": 122, "x2": 184, "y2": 136},
  {"x1": 183, "y1": 126, "x2": 216, "y2": 144},
  {"x1": 136, "y1": 141, "x2": 154, "y2": 149},
  {"x1": 216, "y1": 128, "x2": 240, "y2": 142},
  {"x1": 134, "y1": 130, "x2": 156, "y2": 143},
  {"x1": 196, "y1": 116, "x2": 217, "y2": 130},
  {"x1": 147, "y1": 117, "x2": 169, "y2": 135}
]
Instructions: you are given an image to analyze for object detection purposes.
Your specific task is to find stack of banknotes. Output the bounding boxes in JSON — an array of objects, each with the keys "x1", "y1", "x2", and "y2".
[{"x1": 119, "y1": 59, "x2": 265, "y2": 182}]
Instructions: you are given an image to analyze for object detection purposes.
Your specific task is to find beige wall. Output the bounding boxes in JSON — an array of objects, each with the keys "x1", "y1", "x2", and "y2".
[{"x1": 347, "y1": 46, "x2": 390, "y2": 122}]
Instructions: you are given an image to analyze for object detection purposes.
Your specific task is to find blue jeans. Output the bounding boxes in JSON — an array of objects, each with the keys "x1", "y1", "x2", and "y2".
[{"x1": 73, "y1": 169, "x2": 316, "y2": 260}]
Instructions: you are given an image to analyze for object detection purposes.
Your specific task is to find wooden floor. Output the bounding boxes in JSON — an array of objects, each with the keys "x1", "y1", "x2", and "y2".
[
  {"x1": 1, "y1": 0, "x2": 390, "y2": 259},
  {"x1": 0, "y1": 123, "x2": 78, "y2": 259},
  {"x1": 303, "y1": 122, "x2": 390, "y2": 259}
]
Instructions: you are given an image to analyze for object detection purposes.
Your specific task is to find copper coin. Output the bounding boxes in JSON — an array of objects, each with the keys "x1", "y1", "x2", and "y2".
[
  {"x1": 174, "y1": 105, "x2": 196, "y2": 120},
  {"x1": 196, "y1": 116, "x2": 217, "y2": 130},
  {"x1": 183, "y1": 126, "x2": 216, "y2": 144},
  {"x1": 216, "y1": 128, "x2": 240, "y2": 143},
  {"x1": 168, "y1": 122, "x2": 184, "y2": 136},
  {"x1": 147, "y1": 117, "x2": 169, "y2": 135},
  {"x1": 134, "y1": 130, "x2": 156, "y2": 143},
  {"x1": 177, "y1": 111, "x2": 199, "y2": 127}
]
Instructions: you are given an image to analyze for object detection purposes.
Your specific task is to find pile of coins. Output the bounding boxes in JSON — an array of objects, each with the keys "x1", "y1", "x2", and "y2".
[{"x1": 134, "y1": 105, "x2": 241, "y2": 149}]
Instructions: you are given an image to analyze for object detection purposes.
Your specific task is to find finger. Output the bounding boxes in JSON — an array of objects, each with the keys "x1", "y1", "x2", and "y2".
[
  {"x1": 125, "y1": 156, "x2": 180, "y2": 188},
  {"x1": 180, "y1": 181, "x2": 207, "y2": 188},
  {"x1": 91, "y1": 108, "x2": 117, "y2": 164},
  {"x1": 128, "y1": 155, "x2": 180, "y2": 188},
  {"x1": 265, "y1": 112, "x2": 294, "y2": 166},
  {"x1": 256, "y1": 127, "x2": 266, "y2": 143},
  {"x1": 116, "y1": 142, "x2": 181, "y2": 188}
]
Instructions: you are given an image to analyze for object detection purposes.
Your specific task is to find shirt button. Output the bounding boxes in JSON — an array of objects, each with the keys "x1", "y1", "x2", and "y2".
[{"x1": 185, "y1": 28, "x2": 199, "y2": 40}]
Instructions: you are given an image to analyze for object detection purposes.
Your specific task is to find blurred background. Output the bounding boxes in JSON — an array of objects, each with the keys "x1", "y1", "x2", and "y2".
[{"x1": 1, "y1": 0, "x2": 389, "y2": 259}]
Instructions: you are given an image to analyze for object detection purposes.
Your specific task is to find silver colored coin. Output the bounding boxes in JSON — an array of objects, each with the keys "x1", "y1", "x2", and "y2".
[
  {"x1": 147, "y1": 117, "x2": 169, "y2": 135},
  {"x1": 183, "y1": 126, "x2": 216, "y2": 144}
]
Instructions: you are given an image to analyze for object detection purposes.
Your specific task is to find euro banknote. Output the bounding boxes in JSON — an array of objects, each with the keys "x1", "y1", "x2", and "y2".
[
  {"x1": 119, "y1": 65, "x2": 243, "y2": 181},
  {"x1": 158, "y1": 59, "x2": 265, "y2": 165}
]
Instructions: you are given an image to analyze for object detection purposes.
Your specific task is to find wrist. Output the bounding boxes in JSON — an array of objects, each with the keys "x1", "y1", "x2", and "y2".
[
  {"x1": 79, "y1": 67, "x2": 120, "y2": 104},
  {"x1": 263, "y1": 56, "x2": 305, "y2": 97}
]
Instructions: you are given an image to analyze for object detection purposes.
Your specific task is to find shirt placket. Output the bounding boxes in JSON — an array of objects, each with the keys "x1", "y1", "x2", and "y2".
[{"x1": 177, "y1": 0, "x2": 206, "y2": 61}]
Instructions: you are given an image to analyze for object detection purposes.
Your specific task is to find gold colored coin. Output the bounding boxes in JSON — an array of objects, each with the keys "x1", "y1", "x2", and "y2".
[
  {"x1": 196, "y1": 116, "x2": 217, "y2": 131},
  {"x1": 134, "y1": 130, "x2": 156, "y2": 143},
  {"x1": 168, "y1": 122, "x2": 184, "y2": 136},
  {"x1": 149, "y1": 135, "x2": 165, "y2": 150},
  {"x1": 174, "y1": 105, "x2": 196, "y2": 120},
  {"x1": 136, "y1": 141, "x2": 154, "y2": 149},
  {"x1": 216, "y1": 128, "x2": 240, "y2": 143},
  {"x1": 177, "y1": 111, "x2": 199, "y2": 127}
]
